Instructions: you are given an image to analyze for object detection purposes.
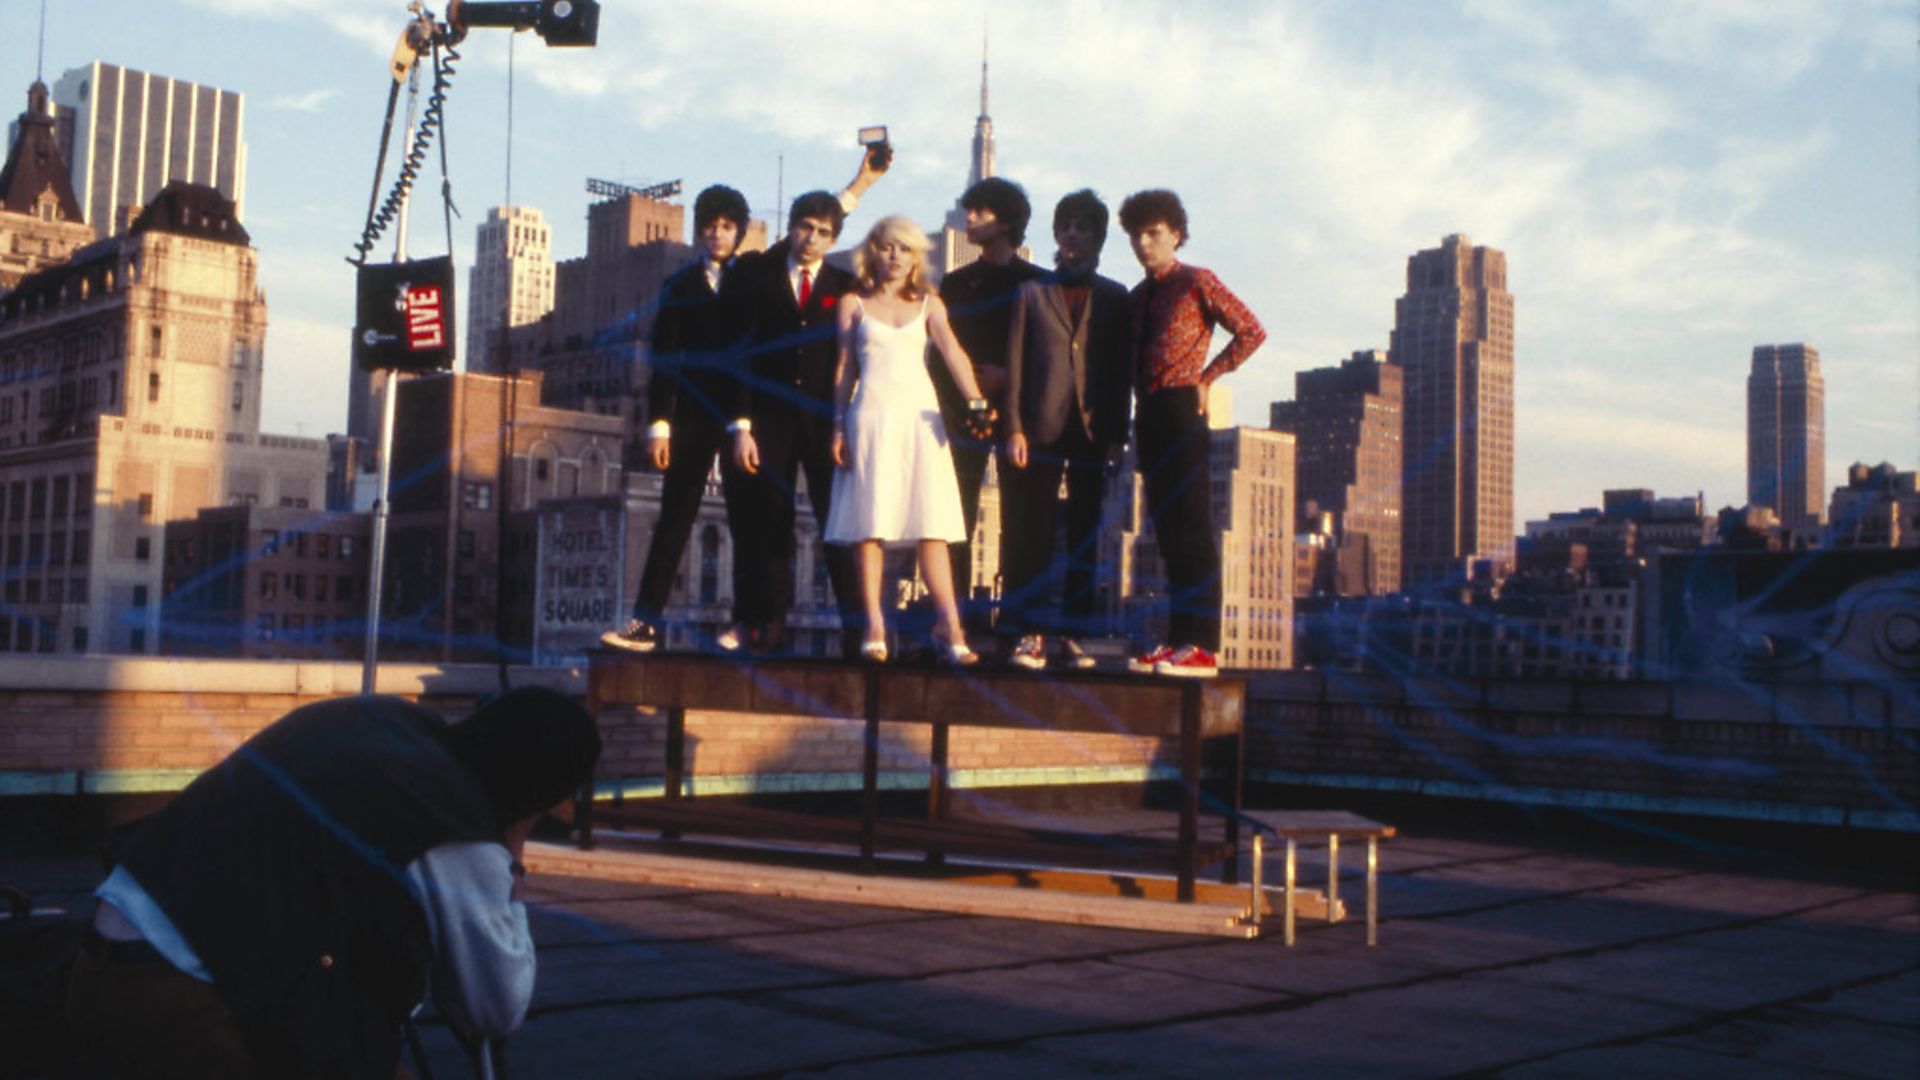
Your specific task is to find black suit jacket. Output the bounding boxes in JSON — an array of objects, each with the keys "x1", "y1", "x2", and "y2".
[
  {"x1": 720, "y1": 239, "x2": 855, "y2": 428},
  {"x1": 645, "y1": 260, "x2": 735, "y2": 430}
]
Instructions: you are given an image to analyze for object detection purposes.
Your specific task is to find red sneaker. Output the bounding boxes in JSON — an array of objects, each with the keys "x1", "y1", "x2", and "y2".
[
  {"x1": 1128, "y1": 644, "x2": 1175, "y2": 674},
  {"x1": 1154, "y1": 644, "x2": 1219, "y2": 678}
]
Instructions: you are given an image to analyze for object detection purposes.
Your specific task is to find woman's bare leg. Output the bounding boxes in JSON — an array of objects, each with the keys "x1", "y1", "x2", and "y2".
[
  {"x1": 858, "y1": 541, "x2": 887, "y2": 645},
  {"x1": 918, "y1": 539, "x2": 966, "y2": 647}
]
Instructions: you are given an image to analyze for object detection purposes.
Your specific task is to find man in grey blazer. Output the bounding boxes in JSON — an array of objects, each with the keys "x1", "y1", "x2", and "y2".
[{"x1": 1000, "y1": 190, "x2": 1135, "y2": 669}]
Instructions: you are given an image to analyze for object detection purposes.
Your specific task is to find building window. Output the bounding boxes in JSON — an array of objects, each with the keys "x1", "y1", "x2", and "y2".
[
  {"x1": 74, "y1": 473, "x2": 91, "y2": 518},
  {"x1": 49, "y1": 531, "x2": 65, "y2": 566},
  {"x1": 458, "y1": 530, "x2": 475, "y2": 558},
  {"x1": 72, "y1": 626, "x2": 87, "y2": 652},
  {"x1": 260, "y1": 573, "x2": 276, "y2": 600},
  {"x1": 51, "y1": 477, "x2": 69, "y2": 518},
  {"x1": 132, "y1": 585, "x2": 148, "y2": 608},
  {"x1": 232, "y1": 381, "x2": 244, "y2": 411},
  {"x1": 137, "y1": 493, "x2": 153, "y2": 520},
  {"x1": 337, "y1": 576, "x2": 354, "y2": 602},
  {"x1": 257, "y1": 614, "x2": 274, "y2": 641},
  {"x1": 339, "y1": 536, "x2": 355, "y2": 558},
  {"x1": 262, "y1": 530, "x2": 279, "y2": 556},
  {"x1": 148, "y1": 372, "x2": 161, "y2": 402},
  {"x1": 135, "y1": 536, "x2": 150, "y2": 561},
  {"x1": 461, "y1": 482, "x2": 493, "y2": 510},
  {"x1": 287, "y1": 573, "x2": 305, "y2": 600},
  {"x1": 316, "y1": 534, "x2": 330, "y2": 558}
]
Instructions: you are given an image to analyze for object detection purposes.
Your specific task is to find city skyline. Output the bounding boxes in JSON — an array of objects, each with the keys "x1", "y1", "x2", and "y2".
[{"x1": 1, "y1": 1, "x2": 1913, "y2": 527}]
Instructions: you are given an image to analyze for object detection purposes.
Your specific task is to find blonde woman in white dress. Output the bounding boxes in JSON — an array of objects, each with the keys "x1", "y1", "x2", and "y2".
[{"x1": 825, "y1": 216, "x2": 990, "y2": 665}]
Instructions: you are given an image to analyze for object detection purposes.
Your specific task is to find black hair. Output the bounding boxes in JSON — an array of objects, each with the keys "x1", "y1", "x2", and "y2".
[
  {"x1": 693, "y1": 184, "x2": 750, "y2": 236},
  {"x1": 446, "y1": 686, "x2": 602, "y2": 826},
  {"x1": 1118, "y1": 189, "x2": 1189, "y2": 247},
  {"x1": 787, "y1": 190, "x2": 846, "y2": 238},
  {"x1": 1053, "y1": 189, "x2": 1110, "y2": 250},
  {"x1": 959, "y1": 177, "x2": 1032, "y2": 245}
]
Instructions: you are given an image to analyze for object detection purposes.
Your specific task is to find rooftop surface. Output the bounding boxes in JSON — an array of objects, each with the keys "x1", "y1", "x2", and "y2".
[{"x1": 14, "y1": 806, "x2": 1918, "y2": 1078}]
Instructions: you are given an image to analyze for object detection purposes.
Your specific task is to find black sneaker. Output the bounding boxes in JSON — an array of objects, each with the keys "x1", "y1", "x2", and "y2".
[{"x1": 601, "y1": 618, "x2": 660, "y2": 653}]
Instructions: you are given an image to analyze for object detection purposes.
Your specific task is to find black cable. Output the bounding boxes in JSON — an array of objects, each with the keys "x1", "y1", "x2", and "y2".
[
  {"x1": 351, "y1": 32, "x2": 461, "y2": 265},
  {"x1": 434, "y1": 39, "x2": 462, "y2": 257}
]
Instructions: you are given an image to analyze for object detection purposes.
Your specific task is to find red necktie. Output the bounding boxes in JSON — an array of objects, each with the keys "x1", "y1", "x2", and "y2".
[{"x1": 797, "y1": 267, "x2": 813, "y2": 307}]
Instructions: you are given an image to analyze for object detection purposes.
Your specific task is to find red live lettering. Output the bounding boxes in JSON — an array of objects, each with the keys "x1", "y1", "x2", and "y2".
[{"x1": 406, "y1": 286, "x2": 444, "y2": 351}]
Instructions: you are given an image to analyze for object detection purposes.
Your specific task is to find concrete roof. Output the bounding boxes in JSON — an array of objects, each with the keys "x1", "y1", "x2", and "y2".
[{"x1": 15, "y1": 807, "x2": 1917, "y2": 1077}]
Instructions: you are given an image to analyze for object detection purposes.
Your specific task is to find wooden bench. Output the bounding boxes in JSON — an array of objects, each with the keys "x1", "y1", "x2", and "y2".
[
  {"x1": 1244, "y1": 811, "x2": 1396, "y2": 945},
  {"x1": 578, "y1": 650, "x2": 1246, "y2": 901}
]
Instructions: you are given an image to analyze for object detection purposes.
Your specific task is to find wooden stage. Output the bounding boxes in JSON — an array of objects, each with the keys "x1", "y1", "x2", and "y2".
[{"x1": 576, "y1": 649, "x2": 1247, "y2": 902}]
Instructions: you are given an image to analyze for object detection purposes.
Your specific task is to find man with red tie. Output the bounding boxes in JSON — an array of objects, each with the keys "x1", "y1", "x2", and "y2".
[{"x1": 723, "y1": 152, "x2": 886, "y2": 656}]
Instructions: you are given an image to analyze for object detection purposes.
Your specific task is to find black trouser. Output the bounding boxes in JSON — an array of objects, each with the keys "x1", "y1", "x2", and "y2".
[
  {"x1": 999, "y1": 423, "x2": 1108, "y2": 639},
  {"x1": 632, "y1": 412, "x2": 754, "y2": 623},
  {"x1": 944, "y1": 435, "x2": 991, "y2": 634},
  {"x1": 736, "y1": 401, "x2": 859, "y2": 643},
  {"x1": 1136, "y1": 387, "x2": 1220, "y2": 652}
]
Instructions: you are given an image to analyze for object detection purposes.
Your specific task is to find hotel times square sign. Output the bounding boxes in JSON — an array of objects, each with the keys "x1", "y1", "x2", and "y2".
[{"x1": 533, "y1": 496, "x2": 625, "y2": 666}]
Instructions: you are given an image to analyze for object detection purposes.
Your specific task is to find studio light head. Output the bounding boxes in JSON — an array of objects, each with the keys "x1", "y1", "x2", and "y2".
[{"x1": 449, "y1": 0, "x2": 601, "y2": 47}]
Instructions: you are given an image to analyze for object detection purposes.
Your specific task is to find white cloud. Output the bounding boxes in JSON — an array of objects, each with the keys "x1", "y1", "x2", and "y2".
[{"x1": 266, "y1": 87, "x2": 338, "y2": 113}]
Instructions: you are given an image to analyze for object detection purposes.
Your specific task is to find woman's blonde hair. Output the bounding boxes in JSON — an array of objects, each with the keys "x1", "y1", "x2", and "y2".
[{"x1": 854, "y1": 215, "x2": 932, "y2": 300}]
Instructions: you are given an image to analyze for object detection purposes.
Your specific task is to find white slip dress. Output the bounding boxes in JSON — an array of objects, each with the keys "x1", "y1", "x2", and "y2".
[{"x1": 823, "y1": 297, "x2": 967, "y2": 546}]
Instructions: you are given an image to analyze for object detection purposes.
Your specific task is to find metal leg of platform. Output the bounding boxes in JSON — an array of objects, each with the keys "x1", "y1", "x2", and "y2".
[
  {"x1": 1327, "y1": 833, "x2": 1340, "y2": 924},
  {"x1": 1284, "y1": 838, "x2": 1297, "y2": 946},
  {"x1": 1367, "y1": 835, "x2": 1379, "y2": 946}
]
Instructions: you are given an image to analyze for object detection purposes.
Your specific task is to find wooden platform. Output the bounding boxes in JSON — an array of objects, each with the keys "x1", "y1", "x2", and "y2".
[
  {"x1": 580, "y1": 650, "x2": 1247, "y2": 901},
  {"x1": 525, "y1": 836, "x2": 1343, "y2": 938}
]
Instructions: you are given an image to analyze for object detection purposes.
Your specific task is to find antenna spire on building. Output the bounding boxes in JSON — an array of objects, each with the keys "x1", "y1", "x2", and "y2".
[{"x1": 967, "y1": 22, "x2": 995, "y2": 187}]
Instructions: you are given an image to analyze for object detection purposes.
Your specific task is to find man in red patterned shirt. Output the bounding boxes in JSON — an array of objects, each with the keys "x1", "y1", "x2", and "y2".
[{"x1": 1120, "y1": 189, "x2": 1266, "y2": 677}]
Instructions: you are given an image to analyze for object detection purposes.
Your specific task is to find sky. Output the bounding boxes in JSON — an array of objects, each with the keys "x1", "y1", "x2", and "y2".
[{"x1": 2, "y1": 0, "x2": 1914, "y2": 526}]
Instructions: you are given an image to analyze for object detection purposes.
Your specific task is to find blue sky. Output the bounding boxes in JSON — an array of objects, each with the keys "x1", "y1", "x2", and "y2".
[{"x1": 4, "y1": 0, "x2": 1914, "y2": 525}]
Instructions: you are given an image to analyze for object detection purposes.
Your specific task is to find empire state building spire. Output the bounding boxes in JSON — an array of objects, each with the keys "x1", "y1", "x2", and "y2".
[{"x1": 968, "y1": 31, "x2": 994, "y2": 187}]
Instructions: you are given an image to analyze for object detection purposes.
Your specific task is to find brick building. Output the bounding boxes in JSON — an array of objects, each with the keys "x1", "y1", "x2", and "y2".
[
  {"x1": 1271, "y1": 348, "x2": 1403, "y2": 595},
  {"x1": 160, "y1": 504, "x2": 372, "y2": 658}
]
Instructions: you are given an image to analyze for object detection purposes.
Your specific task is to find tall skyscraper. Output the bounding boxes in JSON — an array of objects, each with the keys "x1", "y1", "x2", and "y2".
[
  {"x1": 1746, "y1": 343, "x2": 1825, "y2": 533},
  {"x1": 466, "y1": 205, "x2": 555, "y2": 375},
  {"x1": 1271, "y1": 349, "x2": 1403, "y2": 594},
  {"x1": 1392, "y1": 234, "x2": 1515, "y2": 586},
  {"x1": 930, "y1": 38, "x2": 1024, "y2": 279},
  {"x1": 48, "y1": 61, "x2": 247, "y2": 239}
]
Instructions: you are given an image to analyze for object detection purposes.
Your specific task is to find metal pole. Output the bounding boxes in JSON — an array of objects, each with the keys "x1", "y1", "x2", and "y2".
[{"x1": 361, "y1": 61, "x2": 423, "y2": 695}]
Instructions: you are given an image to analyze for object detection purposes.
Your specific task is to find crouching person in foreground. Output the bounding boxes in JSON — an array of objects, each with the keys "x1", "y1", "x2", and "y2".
[{"x1": 67, "y1": 686, "x2": 602, "y2": 1079}]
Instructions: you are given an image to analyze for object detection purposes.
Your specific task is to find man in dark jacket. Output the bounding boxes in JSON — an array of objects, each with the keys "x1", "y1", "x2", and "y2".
[
  {"x1": 1000, "y1": 190, "x2": 1133, "y2": 669},
  {"x1": 722, "y1": 150, "x2": 886, "y2": 655},
  {"x1": 603, "y1": 184, "x2": 756, "y2": 654},
  {"x1": 65, "y1": 687, "x2": 601, "y2": 1078}
]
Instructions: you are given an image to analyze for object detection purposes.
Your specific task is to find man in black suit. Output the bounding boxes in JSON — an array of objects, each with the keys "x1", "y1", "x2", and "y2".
[
  {"x1": 935, "y1": 178, "x2": 1044, "y2": 631},
  {"x1": 603, "y1": 185, "x2": 754, "y2": 653},
  {"x1": 724, "y1": 157, "x2": 885, "y2": 654},
  {"x1": 999, "y1": 190, "x2": 1134, "y2": 670}
]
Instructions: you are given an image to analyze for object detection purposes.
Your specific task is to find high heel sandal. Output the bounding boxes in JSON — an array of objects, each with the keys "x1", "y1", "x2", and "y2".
[
  {"x1": 860, "y1": 639, "x2": 889, "y2": 664},
  {"x1": 936, "y1": 639, "x2": 979, "y2": 668}
]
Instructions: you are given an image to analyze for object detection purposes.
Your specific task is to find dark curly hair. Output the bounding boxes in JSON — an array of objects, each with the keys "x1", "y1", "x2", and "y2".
[
  {"x1": 960, "y1": 177, "x2": 1032, "y2": 245},
  {"x1": 693, "y1": 184, "x2": 750, "y2": 236},
  {"x1": 1118, "y1": 189, "x2": 1188, "y2": 248},
  {"x1": 1053, "y1": 189, "x2": 1109, "y2": 250}
]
